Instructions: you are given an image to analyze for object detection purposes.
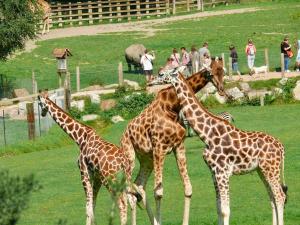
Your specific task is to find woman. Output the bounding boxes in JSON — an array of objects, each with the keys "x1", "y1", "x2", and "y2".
[
  {"x1": 170, "y1": 48, "x2": 180, "y2": 68},
  {"x1": 245, "y1": 39, "x2": 256, "y2": 70}
]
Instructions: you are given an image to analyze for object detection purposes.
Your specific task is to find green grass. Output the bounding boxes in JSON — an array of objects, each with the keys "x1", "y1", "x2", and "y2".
[
  {"x1": 0, "y1": 104, "x2": 300, "y2": 225},
  {"x1": 0, "y1": 1, "x2": 299, "y2": 93}
]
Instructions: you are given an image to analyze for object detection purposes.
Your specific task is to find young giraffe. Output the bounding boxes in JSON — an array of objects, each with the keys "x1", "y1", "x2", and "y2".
[
  {"x1": 120, "y1": 59, "x2": 226, "y2": 225},
  {"x1": 165, "y1": 71, "x2": 287, "y2": 225},
  {"x1": 37, "y1": 91, "x2": 141, "y2": 225}
]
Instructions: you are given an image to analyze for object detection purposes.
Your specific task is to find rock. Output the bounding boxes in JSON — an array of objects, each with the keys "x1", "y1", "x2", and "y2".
[
  {"x1": 279, "y1": 78, "x2": 288, "y2": 86},
  {"x1": 226, "y1": 87, "x2": 244, "y2": 100},
  {"x1": 89, "y1": 93, "x2": 100, "y2": 104},
  {"x1": 111, "y1": 115, "x2": 125, "y2": 123},
  {"x1": 104, "y1": 84, "x2": 119, "y2": 89},
  {"x1": 124, "y1": 79, "x2": 141, "y2": 90},
  {"x1": 18, "y1": 101, "x2": 31, "y2": 114},
  {"x1": 239, "y1": 82, "x2": 251, "y2": 92},
  {"x1": 203, "y1": 82, "x2": 217, "y2": 94},
  {"x1": 293, "y1": 81, "x2": 300, "y2": 100},
  {"x1": 215, "y1": 92, "x2": 226, "y2": 104},
  {"x1": 82, "y1": 114, "x2": 98, "y2": 122},
  {"x1": 146, "y1": 84, "x2": 172, "y2": 95},
  {"x1": 71, "y1": 100, "x2": 85, "y2": 111},
  {"x1": 273, "y1": 87, "x2": 283, "y2": 94},
  {"x1": 200, "y1": 93, "x2": 208, "y2": 101},
  {"x1": 13, "y1": 88, "x2": 30, "y2": 98},
  {"x1": 247, "y1": 90, "x2": 272, "y2": 100},
  {"x1": 81, "y1": 85, "x2": 103, "y2": 91},
  {"x1": 100, "y1": 99, "x2": 116, "y2": 111}
]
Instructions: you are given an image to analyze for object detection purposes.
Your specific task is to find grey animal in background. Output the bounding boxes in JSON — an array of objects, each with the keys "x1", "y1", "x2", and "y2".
[{"x1": 125, "y1": 44, "x2": 146, "y2": 72}]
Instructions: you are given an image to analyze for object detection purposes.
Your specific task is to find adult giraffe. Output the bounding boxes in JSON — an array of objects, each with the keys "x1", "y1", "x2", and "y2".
[
  {"x1": 164, "y1": 70, "x2": 287, "y2": 225},
  {"x1": 120, "y1": 58, "x2": 226, "y2": 225},
  {"x1": 37, "y1": 91, "x2": 143, "y2": 225}
]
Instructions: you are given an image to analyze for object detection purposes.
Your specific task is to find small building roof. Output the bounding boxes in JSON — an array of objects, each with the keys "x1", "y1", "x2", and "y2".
[{"x1": 52, "y1": 48, "x2": 72, "y2": 58}]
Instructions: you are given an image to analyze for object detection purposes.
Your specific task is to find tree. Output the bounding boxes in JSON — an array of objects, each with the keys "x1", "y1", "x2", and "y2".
[{"x1": 0, "y1": 0, "x2": 42, "y2": 61}]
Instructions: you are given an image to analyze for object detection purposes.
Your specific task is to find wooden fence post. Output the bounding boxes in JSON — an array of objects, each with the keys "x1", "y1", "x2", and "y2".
[
  {"x1": 156, "y1": 0, "x2": 161, "y2": 17},
  {"x1": 201, "y1": 0, "x2": 204, "y2": 11},
  {"x1": 127, "y1": 1, "x2": 131, "y2": 21},
  {"x1": 260, "y1": 95, "x2": 264, "y2": 106},
  {"x1": 137, "y1": 0, "x2": 141, "y2": 19},
  {"x1": 78, "y1": 2, "x2": 83, "y2": 25},
  {"x1": 98, "y1": 2, "x2": 103, "y2": 22},
  {"x1": 166, "y1": 0, "x2": 170, "y2": 14},
  {"x1": 221, "y1": 53, "x2": 225, "y2": 69},
  {"x1": 76, "y1": 66, "x2": 80, "y2": 92},
  {"x1": 281, "y1": 53, "x2": 285, "y2": 78},
  {"x1": 173, "y1": 0, "x2": 176, "y2": 14},
  {"x1": 64, "y1": 72, "x2": 71, "y2": 111},
  {"x1": 118, "y1": 62, "x2": 124, "y2": 86},
  {"x1": 2, "y1": 110, "x2": 6, "y2": 146},
  {"x1": 146, "y1": 0, "x2": 150, "y2": 18},
  {"x1": 197, "y1": 0, "x2": 201, "y2": 10},
  {"x1": 26, "y1": 102, "x2": 35, "y2": 140},
  {"x1": 58, "y1": 3, "x2": 63, "y2": 27},
  {"x1": 68, "y1": 2, "x2": 73, "y2": 26},
  {"x1": 187, "y1": 0, "x2": 190, "y2": 12},
  {"x1": 32, "y1": 70, "x2": 37, "y2": 94},
  {"x1": 228, "y1": 57, "x2": 232, "y2": 80},
  {"x1": 264, "y1": 48, "x2": 269, "y2": 72},
  {"x1": 88, "y1": 1, "x2": 93, "y2": 24},
  {"x1": 117, "y1": 2, "x2": 122, "y2": 21}
]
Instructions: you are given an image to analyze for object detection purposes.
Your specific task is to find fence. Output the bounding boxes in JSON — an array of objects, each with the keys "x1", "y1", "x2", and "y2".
[{"x1": 48, "y1": 0, "x2": 229, "y2": 27}]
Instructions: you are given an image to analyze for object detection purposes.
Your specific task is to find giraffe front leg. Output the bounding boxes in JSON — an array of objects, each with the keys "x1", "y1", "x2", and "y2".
[
  {"x1": 174, "y1": 143, "x2": 192, "y2": 225},
  {"x1": 118, "y1": 192, "x2": 128, "y2": 225},
  {"x1": 153, "y1": 147, "x2": 167, "y2": 225}
]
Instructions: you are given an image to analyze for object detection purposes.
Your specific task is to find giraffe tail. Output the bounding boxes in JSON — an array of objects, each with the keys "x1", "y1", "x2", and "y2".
[{"x1": 280, "y1": 151, "x2": 288, "y2": 204}]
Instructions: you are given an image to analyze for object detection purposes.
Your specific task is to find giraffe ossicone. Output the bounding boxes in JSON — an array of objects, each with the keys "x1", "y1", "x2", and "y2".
[{"x1": 166, "y1": 71, "x2": 287, "y2": 225}]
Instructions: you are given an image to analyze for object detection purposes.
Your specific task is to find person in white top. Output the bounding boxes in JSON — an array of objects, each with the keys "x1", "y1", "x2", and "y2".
[
  {"x1": 140, "y1": 49, "x2": 155, "y2": 83},
  {"x1": 170, "y1": 48, "x2": 181, "y2": 68}
]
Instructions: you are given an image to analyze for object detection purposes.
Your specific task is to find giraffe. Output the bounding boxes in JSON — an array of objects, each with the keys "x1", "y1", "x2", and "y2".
[
  {"x1": 37, "y1": 91, "x2": 143, "y2": 225},
  {"x1": 164, "y1": 70, "x2": 287, "y2": 225},
  {"x1": 120, "y1": 58, "x2": 226, "y2": 225}
]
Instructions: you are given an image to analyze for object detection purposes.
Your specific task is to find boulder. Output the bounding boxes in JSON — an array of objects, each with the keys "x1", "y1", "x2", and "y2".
[
  {"x1": 239, "y1": 82, "x2": 251, "y2": 93},
  {"x1": 81, "y1": 85, "x2": 103, "y2": 91},
  {"x1": 89, "y1": 93, "x2": 100, "y2": 104},
  {"x1": 100, "y1": 99, "x2": 116, "y2": 111},
  {"x1": 273, "y1": 87, "x2": 283, "y2": 95},
  {"x1": 215, "y1": 92, "x2": 226, "y2": 104},
  {"x1": 82, "y1": 114, "x2": 98, "y2": 122},
  {"x1": 203, "y1": 82, "x2": 217, "y2": 94},
  {"x1": 104, "y1": 84, "x2": 119, "y2": 89},
  {"x1": 279, "y1": 78, "x2": 288, "y2": 86},
  {"x1": 247, "y1": 90, "x2": 272, "y2": 100},
  {"x1": 226, "y1": 87, "x2": 244, "y2": 100},
  {"x1": 71, "y1": 100, "x2": 85, "y2": 111},
  {"x1": 292, "y1": 81, "x2": 300, "y2": 100},
  {"x1": 111, "y1": 115, "x2": 125, "y2": 123},
  {"x1": 124, "y1": 79, "x2": 141, "y2": 90},
  {"x1": 146, "y1": 84, "x2": 172, "y2": 95},
  {"x1": 13, "y1": 88, "x2": 30, "y2": 98}
]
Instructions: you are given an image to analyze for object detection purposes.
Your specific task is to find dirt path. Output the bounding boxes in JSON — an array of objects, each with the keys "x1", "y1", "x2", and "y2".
[
  {"x1": 25, "y1": 7, "x2": 259, "y2": 52},
  {"x1": 229, "y1": 72, "x2": 300, "y2": 82}
]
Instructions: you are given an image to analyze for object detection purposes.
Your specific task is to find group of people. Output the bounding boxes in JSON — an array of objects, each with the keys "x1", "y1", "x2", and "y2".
[{"x1": 140, "y1": 36, "x2": 300, "y2": 83}]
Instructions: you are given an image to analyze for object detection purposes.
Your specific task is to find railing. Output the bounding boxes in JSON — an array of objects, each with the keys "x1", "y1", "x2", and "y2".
[{"x1": 48, "y1": 0, "x2": 229, "y2": 27}]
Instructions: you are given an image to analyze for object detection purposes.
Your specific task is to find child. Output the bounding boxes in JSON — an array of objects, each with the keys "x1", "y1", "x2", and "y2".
[{"x1": 229, "y1": 45, "x2": 241, "y2": 76}]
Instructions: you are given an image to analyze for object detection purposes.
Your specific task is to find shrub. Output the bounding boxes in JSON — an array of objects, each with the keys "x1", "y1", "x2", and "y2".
[
  {"x1": 69, "y1": 107, "x2": 82, "y2": 120},
  {"x1": 0, "y1": 170, "x2": 41, "y2": 225}
]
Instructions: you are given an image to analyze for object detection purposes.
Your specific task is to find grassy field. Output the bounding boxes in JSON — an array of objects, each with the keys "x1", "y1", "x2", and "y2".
[
  {"x1": 0, "y1": 104, "x2": 300, "y2": 225},
  {"x1": 0, "y1": 1, "x2": 299, "y2": 92}
]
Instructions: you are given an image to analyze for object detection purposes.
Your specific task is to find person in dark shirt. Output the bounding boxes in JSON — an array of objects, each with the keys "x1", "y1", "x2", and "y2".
[
  {"x1": 229, "y1": 45, "x2": 241, "y2": 76},
  {"x1": 281, "y1": 37, "x2": 292, "y2": 72}
]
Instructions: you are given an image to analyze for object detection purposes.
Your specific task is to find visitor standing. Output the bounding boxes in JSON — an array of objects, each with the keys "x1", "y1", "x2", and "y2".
[
  {"x1": 229, "y1": 45, "x2": 241, "y2": 76},
  {"x1": 199, "y1": 42, "x2": 210, "y2": 68},
  {"x1": 181, "y1": 47, "x2": 191, "y2": 77},
  {"x1": 281, "y1": 37, "x2": 292, "y2": 72},
  {"x1": 170, "y1": 48, "x2": 180, "y2": 68},
  {"x1": 140, "y1": 49, "x2": 155, "y2": 83},
  {"x1": 295, "y1": 39, "x2": 300, "y2": 72},
  {"x1": 189, "y1": 46, "x2": 200, "y2": 74},
  {"x1": 245, "y1": 39, "x2": 256, "y2": 70}
]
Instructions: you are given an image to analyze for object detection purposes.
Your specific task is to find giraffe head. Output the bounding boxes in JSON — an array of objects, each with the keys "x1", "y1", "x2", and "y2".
[
  {"x1": 37, "y1": 90, "x2": 49, "y2": 117},
  {"x1": 209, "y1": 57, "x2": 226, "y2": 96}
]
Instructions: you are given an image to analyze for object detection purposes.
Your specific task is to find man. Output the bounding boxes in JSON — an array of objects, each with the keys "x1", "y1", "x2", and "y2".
[
  {"x1": 281, "y1": 37, "x2": 292, "y2": 72},
  {"x1": 140, "y1": 49, "x2": 155, "y2": 83},
  {"x1": 198, "y1": 42, "x2": 210, "y2": 68}
]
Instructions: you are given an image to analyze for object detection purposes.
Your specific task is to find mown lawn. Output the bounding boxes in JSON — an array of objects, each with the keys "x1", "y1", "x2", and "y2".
[
  {"x1": 0, "y1": 104, "x2": 300, "y2": 225},
  {"x1": 0, "y1": 1, "x2": 299, "y2": 92}
]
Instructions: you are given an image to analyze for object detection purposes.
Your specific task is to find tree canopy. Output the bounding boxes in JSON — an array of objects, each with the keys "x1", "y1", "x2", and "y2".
[{"x1": 0, "y1": 0, "x2": 42, "y2": 61}]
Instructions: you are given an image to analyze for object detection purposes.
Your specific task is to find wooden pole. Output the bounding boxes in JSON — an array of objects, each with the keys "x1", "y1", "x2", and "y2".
[
  {"x1": 264, "y1": 48, "x2": 269, "y2": 72},
  {"x1": 88, "y1": 1, "x2": 93, "y2": 24},
  {"x1": 118, "y1": 62, "x2": 124, "y2": 86},
  {"x1": 260, "y1": 95, "x2": 264, "y2": 106},
  {"x1": 2, "y1": 110, "x2": 6, "y2": 146},
  {"x1": 201, "y1": 0, "x2": 204, "y2": 11},
  {"x1": 187, "y1": 0, "x2": 190, "y2": 12},
  {"x1": 64, "y1": 72, "x2": 71, "y2": 111},
  {"x1": 221, "y1": 53, "x2": 225, "y2": 68},
  {"x1": 173, "y1": 0, "x2": 176, "y2": 14},
  {"x1": 281, "y1": 53, "x2": 285, "y2": 78},
  {"x1": 166, "y1": 0, "x2": 170, "y2": 14},
  {"x1": 76, "y1": 66, "x2": 80, "y2": 92},
  {"x1": 197, "y1": 0, "x2": 200, "y2": 10},
  {"x1": 228, "y1": 57, "x2": 232, "y2": 80},
  {"x1": 32, "y1": 70, "x2": 37, "y2": 94},
  {"x1": 26, "y1": 102, "x2": 35, "y2": 140}
]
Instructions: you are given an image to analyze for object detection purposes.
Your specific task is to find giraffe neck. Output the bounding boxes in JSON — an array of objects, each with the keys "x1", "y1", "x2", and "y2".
[
  {"x1": 174, "y1": 73, "x2": 225, "y2": 144},
  {"x1": 45, "y1": 98, "x2": 89, "y2": 147}
]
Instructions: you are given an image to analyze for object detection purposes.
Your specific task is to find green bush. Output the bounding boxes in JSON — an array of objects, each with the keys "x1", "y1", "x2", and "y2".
[
  {"x1": 69, "y1": 107, "x2": 82, "y2": 120},
  {"x1": 0, "y1": 170, "x2": 41, "y2": 225}
]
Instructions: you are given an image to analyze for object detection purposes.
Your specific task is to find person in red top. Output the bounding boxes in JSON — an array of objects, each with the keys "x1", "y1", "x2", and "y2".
[
  {"x1": 245, "y1": 39, "x2": 256, "y2": 71},
  {"x1": 281, "y1": 37, "x2": 292, "y2": 72}
]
